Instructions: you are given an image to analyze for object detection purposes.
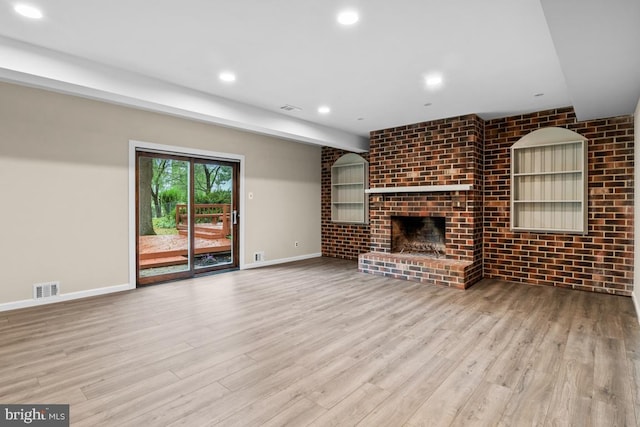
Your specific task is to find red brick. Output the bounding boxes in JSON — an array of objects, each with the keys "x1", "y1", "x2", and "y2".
[{"x1": 323, "y1": 107, "x2": 634, "y2": 296}]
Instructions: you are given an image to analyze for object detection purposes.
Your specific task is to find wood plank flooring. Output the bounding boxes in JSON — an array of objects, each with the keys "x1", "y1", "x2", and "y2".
[{"x1": 1, "y1": 257, "x2": 638, "y2": 426}]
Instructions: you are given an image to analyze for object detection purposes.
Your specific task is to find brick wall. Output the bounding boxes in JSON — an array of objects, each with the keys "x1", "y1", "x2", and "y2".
[
  {"x1": 366, "y1": 115, "x2": 484, "y2": 287},
  {"x1": 369, "y1": 114, "x2": 483, "y2": 188},
  {"x1": 322, "y1": 107, "x2": 634, "y2": 295},
  {"x1": 321, "y1": 148, "x2": 370, "y2": 259},
  {"x1": 484, "y1": 108, "x2": 634, "y2": 295},
  {"x1": 368, "y1": 114, "x2": 483, "y2": 258}
]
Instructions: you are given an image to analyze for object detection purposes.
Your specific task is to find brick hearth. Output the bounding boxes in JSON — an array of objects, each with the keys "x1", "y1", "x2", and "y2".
[{"x1": 358, "y1": 252, "x2": 473, "y2": 289}]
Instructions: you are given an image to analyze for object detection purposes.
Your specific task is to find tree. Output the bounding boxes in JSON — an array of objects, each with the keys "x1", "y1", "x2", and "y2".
[
  {"x1": 195, "y1": 164, "x2": 232, "y2": 203},
  {"x1": 151, "y1": 159, "x2": 169, "y2": 218},
  {"x1": 138, "y1": 156, "x2": 156, "y2": 235}
]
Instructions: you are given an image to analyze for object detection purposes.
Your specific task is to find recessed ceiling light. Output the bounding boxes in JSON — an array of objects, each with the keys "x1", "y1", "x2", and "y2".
[
  {"x1": 425, "y1": 74, "x2": 443, "y2": 88},
  {"x1": 337, "y1": 10, "x2": 359, "y2": 25},
  {"x1": 219, "y1": 72, "x2": 236, "y2": 83},
  {"x1": 14, "y1": 3, "x2": 43, "y2": 19},
  {"x1": 318, "y1": 106, "x2": 331, "y2": 114}
]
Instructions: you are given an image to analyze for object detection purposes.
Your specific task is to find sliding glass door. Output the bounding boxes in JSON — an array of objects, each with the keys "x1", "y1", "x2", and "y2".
[{"x1": 136, "y1": 152, "x2": 238, "y2": 285}]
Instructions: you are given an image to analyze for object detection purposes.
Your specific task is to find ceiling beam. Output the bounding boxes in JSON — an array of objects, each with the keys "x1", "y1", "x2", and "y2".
[{"x1": 0, "y1": 36, "x2": 369, "y2": 153}]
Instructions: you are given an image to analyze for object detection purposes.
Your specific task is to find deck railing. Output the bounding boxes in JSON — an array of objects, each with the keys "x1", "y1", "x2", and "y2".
[{"x1": 175, "y1": 203, "x2": 231, "y2": 236}]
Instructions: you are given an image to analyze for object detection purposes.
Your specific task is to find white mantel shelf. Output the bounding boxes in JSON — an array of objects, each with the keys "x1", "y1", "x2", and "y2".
[{"x1": 365, "y1": 184, "x2": 473, "y2": 194}]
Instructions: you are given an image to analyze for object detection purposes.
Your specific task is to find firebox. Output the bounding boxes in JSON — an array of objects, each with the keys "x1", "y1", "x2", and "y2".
[{"x1": 391, "y1": 216, "x2": 446, "y2": 257}]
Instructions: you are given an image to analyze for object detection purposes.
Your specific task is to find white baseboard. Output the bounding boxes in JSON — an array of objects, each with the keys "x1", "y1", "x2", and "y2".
[
  {"x1": 0, "y1": 283, "x2": 133, "y2": 313},
  {"x1": 1, "y1": 254, "x2": 323, "y2": 312},
  {"x1": 242, "y1": 253, "x2": 322, "y2": 269},
  {"x1": 633, "y1": 292, "x2": 640, "y2": 325}
]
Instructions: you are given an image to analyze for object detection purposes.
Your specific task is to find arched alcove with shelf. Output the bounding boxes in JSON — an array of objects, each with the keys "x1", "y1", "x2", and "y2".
[
  {"x1": 511, "y1": 127, "x2": 587, "y2": 233},
  {"x1": 331, "y1": 153, "x2": 368, "y2": 224}
]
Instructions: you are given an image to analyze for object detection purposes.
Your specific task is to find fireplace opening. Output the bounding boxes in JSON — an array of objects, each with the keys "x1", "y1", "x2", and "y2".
[{"x1": 391, "y1": 216, "x2": 446, "y2": 257}]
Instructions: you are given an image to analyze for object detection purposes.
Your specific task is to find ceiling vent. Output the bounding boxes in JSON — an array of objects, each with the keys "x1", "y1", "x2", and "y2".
[{"x1": 280, "y1": 104, "x2": 302, "y2": 112}]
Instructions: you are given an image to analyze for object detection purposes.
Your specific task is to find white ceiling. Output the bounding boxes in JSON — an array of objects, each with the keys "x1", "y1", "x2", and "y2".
[{"x1": 0, "y1": 0, "x2": 638, "y2": 152}]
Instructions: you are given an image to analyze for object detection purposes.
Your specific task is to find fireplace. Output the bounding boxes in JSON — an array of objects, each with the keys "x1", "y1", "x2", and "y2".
[
  {"x1": 356, "y1": 114, "x2": 484, "y2": 289},
  {"x1": 358, "y1": 196, "x2": 478, "y2": 289},
  {"x1": 357, "y1": 190, "x2": 482, "y2": 289},
  {"x1": 391, "y1": 216, "x2": 446, "y2": 257}
]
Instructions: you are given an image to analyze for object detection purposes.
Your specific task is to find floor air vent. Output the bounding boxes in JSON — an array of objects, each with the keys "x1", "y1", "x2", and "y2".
[{"x1": 33, "y1": 281, "x2": 60, "y2": 299}]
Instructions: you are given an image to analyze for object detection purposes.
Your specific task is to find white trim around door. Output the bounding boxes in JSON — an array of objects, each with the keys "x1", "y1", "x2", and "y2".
[{"x1": 128, "y1": 140, "x2": 246, "y2": 287}]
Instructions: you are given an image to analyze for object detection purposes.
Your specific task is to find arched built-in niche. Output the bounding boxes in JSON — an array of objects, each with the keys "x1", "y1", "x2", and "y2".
[
  {"x1": 511, "y1": 127, "x2": 587, "y2": 233},
  {"x1": 331, "y1": 153, "x2": 368, "y2": 223}
]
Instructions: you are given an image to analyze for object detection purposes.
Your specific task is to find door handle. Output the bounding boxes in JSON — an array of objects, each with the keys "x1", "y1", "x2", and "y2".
[{"x1": 232, "y1": 210, "x2": 238, "y2": 225}]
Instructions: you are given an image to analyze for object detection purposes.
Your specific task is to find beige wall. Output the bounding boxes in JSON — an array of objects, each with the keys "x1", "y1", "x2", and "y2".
[{"x1": 0, "y1": 82, "x2": 321, "y2": 305}]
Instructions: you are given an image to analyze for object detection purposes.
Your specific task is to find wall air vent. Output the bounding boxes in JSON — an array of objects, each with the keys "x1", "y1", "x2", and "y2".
[
  {"x1": 33, "y1": 281, "x2": 60, "y2": 300},
  {"x1": 280, "y1": 104, "x2": 302, "y2": 112}
]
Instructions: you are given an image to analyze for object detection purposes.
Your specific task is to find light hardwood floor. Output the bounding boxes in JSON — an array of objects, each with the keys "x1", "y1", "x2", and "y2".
[{"x1": 1, "y1": 257, "x2": 639, "y2": 426}]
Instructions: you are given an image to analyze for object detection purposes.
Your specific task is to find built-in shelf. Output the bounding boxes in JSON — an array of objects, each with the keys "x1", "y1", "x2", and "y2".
[
  {"x1": 513, "y1": 170, "x2": 581, "y2": 177},
  {"x1": 365, "y1": 184, "x2": 473, "y2": 194},
  {"x1": 511, "y1": 127, "x2": 587, "y2": 234},
  {"x1": 514, "y1": 200, "x2": 581, "y2": 203},
  {"x1": 331, "y1": 154, "x2": 368, "y2": 224}
]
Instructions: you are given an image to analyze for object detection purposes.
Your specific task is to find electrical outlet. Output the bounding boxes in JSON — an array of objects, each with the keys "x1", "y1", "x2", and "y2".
[
  {"x1": 253, "y1": 251, "x2": 265, "y2": 262},
  {"x1": 294, "y1": 241, "x2": 299, "y2": 247}
]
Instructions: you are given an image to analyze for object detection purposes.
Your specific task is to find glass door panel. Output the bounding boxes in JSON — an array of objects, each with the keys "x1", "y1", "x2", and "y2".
[
  {"x1": 193, "y1": 161, "x2": 234, "y2": 271},
  {"x1": 137, "y1": 155, "x2": 191, "y2": 283},
  {"x1": 137, "y1": 152, "x2": 239, "y2": 285}
]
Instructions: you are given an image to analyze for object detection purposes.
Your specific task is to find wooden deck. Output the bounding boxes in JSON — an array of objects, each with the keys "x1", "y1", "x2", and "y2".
[
  {"x1": 139, "y1": 227, "x2": 231, "y2": 268},
  {"x1": 140, "y1": 204, "x2": 233, "y2": 269}
]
